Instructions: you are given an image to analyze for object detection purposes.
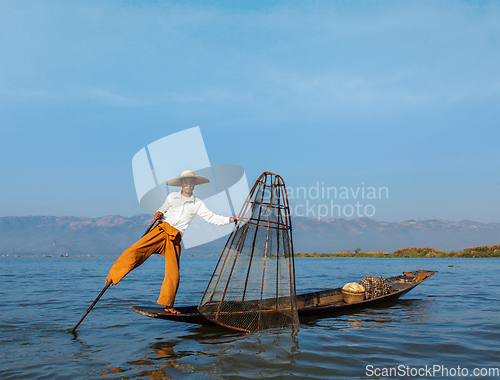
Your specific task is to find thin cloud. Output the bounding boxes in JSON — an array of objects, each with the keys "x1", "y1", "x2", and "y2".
[
  {"x1": 269, "y1": 70, "x2": 500, "y2": 112},
  {"x1": 79, "y1": 88, "x2": 235, "y2": 107}
]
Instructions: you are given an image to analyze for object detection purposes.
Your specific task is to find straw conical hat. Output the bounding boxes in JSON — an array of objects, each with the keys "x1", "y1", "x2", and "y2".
[{"x1": 166, "y1": 170, "x2": 210, "y2": 187}]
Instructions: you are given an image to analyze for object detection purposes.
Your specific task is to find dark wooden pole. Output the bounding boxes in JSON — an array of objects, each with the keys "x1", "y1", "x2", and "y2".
[
  {"x1": 70, "y1": 218, "x2": 159, "y2": 332},
  {"x1": 70, "y1": 281, "x2": 112, "y2": 332},
  {"x1": 142, "y1": 219, "x2": 158, "y2": 237}
]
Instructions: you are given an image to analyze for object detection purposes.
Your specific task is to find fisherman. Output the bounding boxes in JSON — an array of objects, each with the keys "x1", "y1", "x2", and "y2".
[{"x1": 105, "y1": 170, "x2": 239, "y2": 314}]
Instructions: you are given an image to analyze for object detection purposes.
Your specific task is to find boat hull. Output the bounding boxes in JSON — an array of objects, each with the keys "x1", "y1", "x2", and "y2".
[{"x1": 133, "y1": 270, "x2": 437, "y2": 327}]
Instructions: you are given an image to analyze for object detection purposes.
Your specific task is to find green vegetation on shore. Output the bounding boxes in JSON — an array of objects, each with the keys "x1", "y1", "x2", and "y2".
[{"x1": 294, "y1": 244, "x2": 500, "y2": 258}]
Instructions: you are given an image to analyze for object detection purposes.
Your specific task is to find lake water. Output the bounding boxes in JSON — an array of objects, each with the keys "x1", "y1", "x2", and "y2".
[{"x1": 1, "y1": 256, "x2": 499, "y2": 379}]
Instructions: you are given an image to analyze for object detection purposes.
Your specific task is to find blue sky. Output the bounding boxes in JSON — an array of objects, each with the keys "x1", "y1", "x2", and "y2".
[{"x1": 0, "y1": 0, "x2": 498, "y2": 223}]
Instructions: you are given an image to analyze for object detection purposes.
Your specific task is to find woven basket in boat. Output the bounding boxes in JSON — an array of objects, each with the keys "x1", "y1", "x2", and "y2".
[
  {"x1": 342, "y1": 289, "x2": 365, "y2": 304},
  {"x1": 359, "y1": 276, "x2": 391, "y2": 299}
]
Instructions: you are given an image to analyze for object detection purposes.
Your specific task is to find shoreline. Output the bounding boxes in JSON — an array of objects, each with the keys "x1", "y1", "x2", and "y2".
[
  {"x1": 2, "y1": 244, "x2": 499, "y2": 258},
  {"x1": 294, "y1": 244, "x2": 500, "y2": 258}
]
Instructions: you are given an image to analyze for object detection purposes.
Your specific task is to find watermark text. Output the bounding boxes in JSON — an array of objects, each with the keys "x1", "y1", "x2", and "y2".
[{"x1": 366, "y1": 364, "x2": 499, "y2": 377}]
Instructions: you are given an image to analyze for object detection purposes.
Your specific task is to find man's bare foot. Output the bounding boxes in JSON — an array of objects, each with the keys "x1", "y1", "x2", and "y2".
[{"x1": 164, "y1": 307, "x2": 181, "y2": 314}]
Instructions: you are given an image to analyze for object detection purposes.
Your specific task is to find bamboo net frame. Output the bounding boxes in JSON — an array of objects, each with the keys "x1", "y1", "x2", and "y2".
[{"x1": 198, "y1": 172, "x2": 299, "y2": 332}]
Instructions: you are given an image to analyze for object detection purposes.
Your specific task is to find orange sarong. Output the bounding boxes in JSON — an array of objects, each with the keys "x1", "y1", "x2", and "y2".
[{"x1": 108, "y1": 222, "x2": 182, "y2": 307}]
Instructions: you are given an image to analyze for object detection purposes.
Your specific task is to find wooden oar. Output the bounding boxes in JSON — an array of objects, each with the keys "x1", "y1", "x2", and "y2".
[
  {"x1": 70, "y1": 281, "x2": 112, "y2": 332},
  {"x1": 70, "y1": 218, "x2": 159, "y2": 332},
  {"x1": 142, "y1": 219, "x2": 158, "y2": 237}
]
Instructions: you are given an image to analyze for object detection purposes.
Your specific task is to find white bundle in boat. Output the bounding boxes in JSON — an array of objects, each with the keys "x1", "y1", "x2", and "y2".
[{"x1": 342, "y1": 282, "x2": 365, "y2": 292}]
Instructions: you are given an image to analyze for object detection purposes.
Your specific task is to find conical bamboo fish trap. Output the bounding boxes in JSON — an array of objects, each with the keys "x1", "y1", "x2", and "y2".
[{"x1": 198, "y1": 172, "x2": 299, "y2": 332}]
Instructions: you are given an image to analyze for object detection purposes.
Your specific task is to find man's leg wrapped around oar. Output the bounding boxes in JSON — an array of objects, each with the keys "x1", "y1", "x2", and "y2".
[{"x1": 107, "y1": 221, "x2": 182, "y2": 312}]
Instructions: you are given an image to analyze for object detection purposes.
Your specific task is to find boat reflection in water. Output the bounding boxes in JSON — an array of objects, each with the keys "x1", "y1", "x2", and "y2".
[
  {"x1": 100, "y1": 327, "x2": 299, "y2": 379},
  {"x1": 100, "y1": 342, "x2": 178, "y2": 379},
  {"x1": 299, "y1": 296, "x2": 434, "y2": 333}
]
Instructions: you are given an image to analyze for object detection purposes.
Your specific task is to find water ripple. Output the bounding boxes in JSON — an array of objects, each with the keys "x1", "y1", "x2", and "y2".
[{"x1": 1, "y1": 257, "x2": 499, "y2": 379}]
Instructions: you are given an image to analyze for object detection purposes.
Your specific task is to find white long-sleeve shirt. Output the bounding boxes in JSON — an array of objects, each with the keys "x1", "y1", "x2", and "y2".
[{"x1": 156, "y1": 191, "x2": 231, "y2": 235}]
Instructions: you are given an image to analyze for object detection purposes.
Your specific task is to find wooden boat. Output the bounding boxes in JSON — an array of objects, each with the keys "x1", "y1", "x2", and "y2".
[{"x1": 133, "y1": 269, "x2": 437, "y2": 328}]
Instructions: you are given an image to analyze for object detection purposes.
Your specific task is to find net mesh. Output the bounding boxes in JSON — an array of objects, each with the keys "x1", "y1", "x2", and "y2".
[{"x1": 198, "y1": 172, "x2": 299, "y2": 332}]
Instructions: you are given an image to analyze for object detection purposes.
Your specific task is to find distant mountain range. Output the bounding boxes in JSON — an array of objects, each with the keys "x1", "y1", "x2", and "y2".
[
  {"x1": 292, "y1": 218, "x2": 499, "y2": 253},
  {"x1": 0, "y1": 215, "x2": 498, "y2": 256}
]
